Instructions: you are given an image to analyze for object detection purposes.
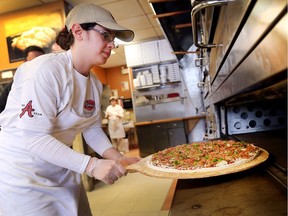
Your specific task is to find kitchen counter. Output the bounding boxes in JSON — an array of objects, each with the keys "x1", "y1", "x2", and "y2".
[
  {"x1": 134, "y1": 115, "x2": 206, "y2": 126},
  {"x1": 102, "y1": 120, "x2": 135, "y2": 131}
]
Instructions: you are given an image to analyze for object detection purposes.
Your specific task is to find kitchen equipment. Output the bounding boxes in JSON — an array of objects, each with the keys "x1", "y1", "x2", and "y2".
[
  {"x1": 148, "y1": 0, "x2": 287, "y2": 214},
  {"x1": 133, "y1": 78, "x2": 141, "y2": 88},
  {"x1": 167, "y1": 93, "x2": 180, "y2": 98},
  {"x1": 122, "y1": 98, "x2": 133, "y2": 109}
]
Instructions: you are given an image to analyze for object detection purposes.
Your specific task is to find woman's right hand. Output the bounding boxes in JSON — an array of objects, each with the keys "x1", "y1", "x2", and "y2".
[{"x1": 85, "y1": 157, "x2": 127, "y2": 184}]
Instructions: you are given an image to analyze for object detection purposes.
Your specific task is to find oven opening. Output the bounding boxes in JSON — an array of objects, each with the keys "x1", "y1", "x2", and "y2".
[{"x1": 221, "y1": 95, "x2": 287, "y2": 188}]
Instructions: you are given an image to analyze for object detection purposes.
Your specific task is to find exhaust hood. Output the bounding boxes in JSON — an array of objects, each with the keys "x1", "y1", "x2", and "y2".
[{"x1": 149, "y1": 0, "x2": 193, "y2": 60}]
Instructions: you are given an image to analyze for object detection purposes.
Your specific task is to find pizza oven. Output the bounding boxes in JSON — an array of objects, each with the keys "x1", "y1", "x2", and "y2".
[
  {"x1": 165, "y1": 0, "x2": 287, "y2": 214},
  {"x1": 197, "y1": 0, "x2": 287, "y2": 188}
]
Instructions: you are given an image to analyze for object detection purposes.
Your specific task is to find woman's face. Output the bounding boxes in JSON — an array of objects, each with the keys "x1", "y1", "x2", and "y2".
[{"x1": 85, "y1": 25, "x2": 116, "y2": 65}]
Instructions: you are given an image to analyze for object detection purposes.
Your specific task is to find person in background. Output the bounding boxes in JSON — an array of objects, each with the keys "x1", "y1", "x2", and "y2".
[
  {"x1": 105, "y1": 96, "x2": 126, "y2": 152},
  {"x1": 0, "y1": 45, "x2": 45, "y2": 113},
  {"x1": 0, "y1": 3, "x2": 138, "y2": 216},
  {"x1": 23, "y1": 45, "x2": 45, "y2": 61}
]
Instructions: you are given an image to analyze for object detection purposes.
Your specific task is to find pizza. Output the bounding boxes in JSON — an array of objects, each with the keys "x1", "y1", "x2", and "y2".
[{"x1": 147, "y1": 140, "x2": 261, "y2": 173}]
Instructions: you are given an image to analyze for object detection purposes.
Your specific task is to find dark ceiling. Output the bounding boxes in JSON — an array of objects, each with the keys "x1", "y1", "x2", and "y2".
[{"x1": 150, "y1": 0, "x2": 193, "y2": 60}]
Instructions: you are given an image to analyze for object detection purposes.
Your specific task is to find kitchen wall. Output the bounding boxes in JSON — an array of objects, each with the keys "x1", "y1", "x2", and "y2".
[
  {"x1": 91, "y1": 66, "x2": 107, "y2": 84},
  {"x1": 92, "y1": 65, "x2": 133, "y2": 100},
  {"x1": 105, "y1": 66, "x2": 132, "y2": 99}
]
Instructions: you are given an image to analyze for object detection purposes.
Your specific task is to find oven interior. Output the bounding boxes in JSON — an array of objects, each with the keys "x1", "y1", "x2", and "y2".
[{"x1": 170, "y1": 76, "x2": 287, "y2": 215}]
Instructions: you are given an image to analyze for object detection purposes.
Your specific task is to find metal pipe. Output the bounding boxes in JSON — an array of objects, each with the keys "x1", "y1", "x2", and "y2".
[{"x1": 191, "y1": 0, "x2": 229, "y2": 48}]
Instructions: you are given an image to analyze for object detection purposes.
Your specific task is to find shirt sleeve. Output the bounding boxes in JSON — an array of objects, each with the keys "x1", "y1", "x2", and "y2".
[
  {"x1": 18, "y1": 61, "x2": 68, "y2": 133},
  {"x1": 82, "y1": 125, "x2": 113, "y2": 156},
  {"x1": 82, "y1": 111, "x2": 113, "y2": 156},
  {"x1": 22, "y1": 129, "x2": 90, "y2": 174}
]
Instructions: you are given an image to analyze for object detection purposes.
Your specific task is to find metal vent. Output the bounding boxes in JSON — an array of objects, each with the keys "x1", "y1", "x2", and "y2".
[{"x1": 227, "y1": 101, "x2": 286, "y2": 135}]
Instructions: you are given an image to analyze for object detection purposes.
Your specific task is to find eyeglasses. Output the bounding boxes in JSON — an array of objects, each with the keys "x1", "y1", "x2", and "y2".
[{"x1": 90, "y1": 28, "x2": 115, "y2": 43}]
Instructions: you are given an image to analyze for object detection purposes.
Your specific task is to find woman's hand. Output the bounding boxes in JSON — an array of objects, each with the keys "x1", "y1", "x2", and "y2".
[
  {"x1": 119, "y1": 156, "x2": 141, "y2": 167},
  {"x1": 85, "y1": 157, "x2": 127, "y2": 184}
]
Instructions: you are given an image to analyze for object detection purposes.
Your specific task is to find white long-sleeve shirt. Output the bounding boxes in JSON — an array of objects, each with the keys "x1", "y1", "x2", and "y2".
[{"x1": 0, "y1": 50, "x2": 112, "y2": 174}]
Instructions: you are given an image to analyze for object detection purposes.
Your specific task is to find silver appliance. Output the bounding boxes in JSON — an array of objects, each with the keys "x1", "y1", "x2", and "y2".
[{"x1": 150, "y1": 0, "x2": 287, "y2": 214}]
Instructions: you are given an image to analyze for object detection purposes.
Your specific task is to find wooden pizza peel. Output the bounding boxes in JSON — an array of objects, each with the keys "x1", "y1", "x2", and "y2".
[{"x1": 126, "y1": 148, "x2": 269, "y2": 179}]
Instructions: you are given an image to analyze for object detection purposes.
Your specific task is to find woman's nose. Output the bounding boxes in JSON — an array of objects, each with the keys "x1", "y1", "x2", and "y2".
[{"x1": 107, "y1": 41, "x2": 116, "y2": 49}]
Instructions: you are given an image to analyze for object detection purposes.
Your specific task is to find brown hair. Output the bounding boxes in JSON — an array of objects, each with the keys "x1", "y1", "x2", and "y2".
[
  {"x1": 23, "y1": 46, "x2": 45, "y2": 60},
  {"x1": 56, "y1": 23, "x2": 97, "y2": 50},
  {"x1": 56, "y1": 27, "x2": 74, "y2": 51}
]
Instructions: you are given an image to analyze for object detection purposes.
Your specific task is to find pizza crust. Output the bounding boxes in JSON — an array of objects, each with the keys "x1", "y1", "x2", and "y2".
[
  {"x1": 126, "y1": 147, "x2": 268, "y2": 179},
  {"x1": 146, "y1": 155, "x2": 258, "y2": 173}
]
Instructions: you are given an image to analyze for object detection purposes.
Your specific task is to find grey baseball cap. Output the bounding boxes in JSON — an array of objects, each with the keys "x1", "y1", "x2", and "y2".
[{"x1": 65, "y1": 3, "x2": 134, "y2": 42}]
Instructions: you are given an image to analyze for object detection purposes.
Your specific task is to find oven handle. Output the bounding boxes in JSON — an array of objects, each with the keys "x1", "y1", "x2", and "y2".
[{"x1": 191, "y1": 0, "x2": 230, "y2": 49}]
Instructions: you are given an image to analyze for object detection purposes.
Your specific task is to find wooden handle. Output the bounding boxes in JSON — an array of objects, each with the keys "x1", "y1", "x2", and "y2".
[
  {"x1": 153, "y1": 10, "x2": 190, "y2": 18},
  {"x1": 149, "y1": 0, "x2": 180, "y2": 3},
  {"x1": 126, "y1": 160, "x2": 144, "y2": 173},
  {"x1": 172, "y1": 51, "x2": 200, "y2": 55},
  {"x1": 175, "y1": 23, "x2": 192, "y2": 29}
]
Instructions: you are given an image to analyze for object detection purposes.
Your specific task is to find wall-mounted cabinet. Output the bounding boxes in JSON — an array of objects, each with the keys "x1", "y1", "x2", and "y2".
[
  {"x1": 131, "y1": 61, "x2": 186, "y2": 123},
  {"x1": 133, "y1": 82, "x2": 186, "y2": 122}
]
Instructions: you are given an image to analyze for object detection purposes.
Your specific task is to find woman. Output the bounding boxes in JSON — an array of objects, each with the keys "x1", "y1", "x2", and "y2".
[
  {"x1": 105, "y1": 97, "x2": 126, "y2": 151},
  {"x1": 0, "y1": 3, "x2": 139, "y2": 216}
]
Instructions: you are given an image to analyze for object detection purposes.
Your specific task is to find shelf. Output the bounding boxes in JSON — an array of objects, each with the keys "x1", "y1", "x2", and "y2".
[
  {"x1": 135, "y1": 97, "x2": 181, "y2": 107},
  {"x1": 134, "y1": 81, "x2": 181, "y2": 92},
  {"x1": 134, "y1": 84, "x2": 161, "y2": 90}
]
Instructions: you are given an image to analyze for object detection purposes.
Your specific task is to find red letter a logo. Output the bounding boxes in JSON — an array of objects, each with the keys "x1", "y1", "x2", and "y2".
[{"x1": 19, "y1": 100, "x2": 35, "y2": 118}]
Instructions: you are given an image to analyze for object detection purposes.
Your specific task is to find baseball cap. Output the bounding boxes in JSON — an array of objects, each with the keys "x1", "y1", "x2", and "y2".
[
  {"x1": 65, "y1": 3, "x2": 134, "y2": 42},
  {"x1": 109, "y1": 96, "x2": 117, "y2": 101}
]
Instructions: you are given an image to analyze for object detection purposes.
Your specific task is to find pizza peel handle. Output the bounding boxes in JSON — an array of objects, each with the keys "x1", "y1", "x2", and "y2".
[{"x1": 126, "y1": 158, "x2": 147, "y2": 173}]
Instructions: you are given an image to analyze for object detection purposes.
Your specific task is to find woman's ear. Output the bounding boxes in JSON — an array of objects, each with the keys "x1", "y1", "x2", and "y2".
[{"x1": 71, "y1": 24, "x2": 84, "y2": 40}]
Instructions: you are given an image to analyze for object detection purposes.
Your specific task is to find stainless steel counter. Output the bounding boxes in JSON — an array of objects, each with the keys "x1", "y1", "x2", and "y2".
[{"x1": 135, "y1": 115, "x2": 206, "y2": 126}]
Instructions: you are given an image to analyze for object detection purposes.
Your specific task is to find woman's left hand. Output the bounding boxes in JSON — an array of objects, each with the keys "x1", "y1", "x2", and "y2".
[{"x1": 119, "y1": 156, "x2": 141, "y2": 167}]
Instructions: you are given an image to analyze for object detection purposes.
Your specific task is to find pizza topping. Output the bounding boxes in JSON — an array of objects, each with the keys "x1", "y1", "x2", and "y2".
[{"x1": 151, "y1": 140, "x2": 261, "y2": 171}]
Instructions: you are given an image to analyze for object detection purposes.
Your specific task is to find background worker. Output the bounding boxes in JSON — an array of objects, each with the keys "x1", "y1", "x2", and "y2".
[{"x1": 105, "y1": 96, "x2": 126, "y2": 151}]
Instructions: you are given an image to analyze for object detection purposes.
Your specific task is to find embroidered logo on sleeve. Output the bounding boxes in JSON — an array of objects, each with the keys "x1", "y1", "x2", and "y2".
[
  {"x1": 84, "y1": 100, "x2": 95, "y2": 111},
  {"x1": 19, "y1": 100, "x2": 35, "y2": 118}
]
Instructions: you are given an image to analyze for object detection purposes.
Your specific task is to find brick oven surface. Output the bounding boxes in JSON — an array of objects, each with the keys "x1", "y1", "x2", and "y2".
[{"x1": 170, "y1": 168, "x2": 287, "y2": 216}]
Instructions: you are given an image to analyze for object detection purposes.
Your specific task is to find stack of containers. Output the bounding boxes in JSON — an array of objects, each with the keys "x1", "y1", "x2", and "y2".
[
  {"x1": 133, "y1": 78, "x2": 141, "y2": 88},
  {"x1": 143, "y1": 70, "x2": 153, "y2": 86},
  {"x1": 151, "y1": 65, "x2": 160, "y2": 84},
  {"x1": 167, "y1": 63, "x2": 181, "y2": 82},
  {"x1": 158, "y1": 39, "x2": 177, "y2": 62}
]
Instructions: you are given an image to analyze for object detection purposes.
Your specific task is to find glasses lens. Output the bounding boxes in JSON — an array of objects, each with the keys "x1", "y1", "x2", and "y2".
[
  {"x1": 91, "y1": 28, "x2": 116, "y2": 44},
  {"x1": 103, "y1": 32, "x2": 115, "y2": 43}
]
